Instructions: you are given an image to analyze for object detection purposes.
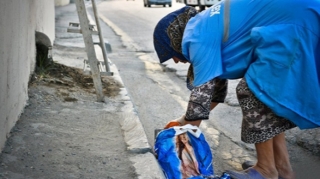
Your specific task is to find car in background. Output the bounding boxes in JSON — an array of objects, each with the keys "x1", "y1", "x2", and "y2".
[
  {"x1": 184, "y1": 0, "x2": 221, "y2": 11},
  {"x1": 144, "y1": 0, "x2": 172, "y2": 7}
]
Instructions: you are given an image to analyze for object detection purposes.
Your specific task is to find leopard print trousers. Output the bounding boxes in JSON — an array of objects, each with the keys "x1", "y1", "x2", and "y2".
[{"x1": 236, "y1": 78, "x2": 296, "y2": 143}]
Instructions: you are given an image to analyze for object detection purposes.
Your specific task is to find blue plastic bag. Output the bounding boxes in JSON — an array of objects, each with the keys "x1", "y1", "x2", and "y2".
[{"x1": 154, "y1": 124, "x2": 214, "y2": 179}]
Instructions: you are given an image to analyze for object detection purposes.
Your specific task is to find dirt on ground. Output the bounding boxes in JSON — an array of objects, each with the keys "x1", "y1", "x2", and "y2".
[
  {"x1": 30, "y1": 62, "x2": 122, "y2": 100},
  {"x1": 0, "y1": 63, "x2": 138, "y2": 179}
]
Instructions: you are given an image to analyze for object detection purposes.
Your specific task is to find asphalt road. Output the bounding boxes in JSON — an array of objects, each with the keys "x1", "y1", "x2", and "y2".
[{"x1": 92, "y1": 0, "x2": 320, "y2": 177}]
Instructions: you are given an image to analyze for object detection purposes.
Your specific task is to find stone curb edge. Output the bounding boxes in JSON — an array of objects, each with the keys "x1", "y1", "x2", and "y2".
[{"x1": 108, "y1": 59, "x2": 166, "y2": 178}]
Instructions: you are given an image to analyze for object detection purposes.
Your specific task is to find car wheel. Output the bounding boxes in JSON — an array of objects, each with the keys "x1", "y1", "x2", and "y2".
[
  {"x1": 144, "y1": 3, "x2": 147, "y2": 7},
  {"x1": 169, "y1": 3, "x2": 172, "y2": 7},
  {"x1": 148, "y1": 4, "x2": 151, "y2": 7},
  {"x1": 163, "y1": 4, "x2": 166, "y2": 7},
  {"x1": 199, "y1": 5, "x2": 205, "y2": 11}
]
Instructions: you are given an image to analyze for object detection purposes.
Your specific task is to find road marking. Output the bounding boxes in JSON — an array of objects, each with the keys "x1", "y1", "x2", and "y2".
[{"x1": 99, "y1": 14, "x2": 140, "y2": 51}]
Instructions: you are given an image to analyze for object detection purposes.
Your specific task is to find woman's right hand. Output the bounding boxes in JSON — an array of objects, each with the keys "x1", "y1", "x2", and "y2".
[{"x1": 164, "y1": 115, "x2": 185, "y2": 129}]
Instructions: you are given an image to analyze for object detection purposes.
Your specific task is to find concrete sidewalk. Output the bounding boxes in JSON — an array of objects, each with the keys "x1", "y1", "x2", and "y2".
[
  {"x1": 0, "y1": 3, "x2": 165, "y2": 179},
  {"x1": 42, "y1": 3, "x2": 167, "y2": 178}
]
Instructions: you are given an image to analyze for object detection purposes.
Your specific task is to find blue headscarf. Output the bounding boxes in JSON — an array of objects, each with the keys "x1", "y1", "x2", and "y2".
[{"x1": 153, "y1": 6, "x2": 198, "y2": 63}]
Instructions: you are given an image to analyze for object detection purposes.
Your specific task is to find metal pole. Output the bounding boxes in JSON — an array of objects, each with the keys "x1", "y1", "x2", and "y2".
[
  {"x1": 74, "y1": 0, "x2": 105, "y2": 102},
  {"x1": 91, "y1": 0, "x2": 111, "y2": 73}
]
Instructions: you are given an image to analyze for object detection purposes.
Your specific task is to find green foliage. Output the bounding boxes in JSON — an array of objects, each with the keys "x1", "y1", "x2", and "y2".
[{"x1": 35, "y1": 43, "x2": 53, "y2": 77}]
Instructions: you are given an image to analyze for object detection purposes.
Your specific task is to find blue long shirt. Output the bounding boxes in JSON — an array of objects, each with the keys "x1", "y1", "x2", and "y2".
[{"x1": 182, "y1": 0, "x2": 320, "y2": 129}]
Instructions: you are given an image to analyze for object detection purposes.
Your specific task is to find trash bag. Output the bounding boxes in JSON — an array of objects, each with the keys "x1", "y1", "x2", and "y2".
[{"x1": 154, "y1": 124, "x2": 215, "y2": 179}]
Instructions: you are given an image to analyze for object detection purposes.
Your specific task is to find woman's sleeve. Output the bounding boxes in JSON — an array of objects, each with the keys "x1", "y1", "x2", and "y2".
[
  {"x1": 185, "y1": 78, "x2": 216, "y2": 121},
  {"x1": 186, "y1": 65, "x2": 228, "y2": 103},
  {"x1": 211, "y1": 79, "x2": 228, "y2": 103}
]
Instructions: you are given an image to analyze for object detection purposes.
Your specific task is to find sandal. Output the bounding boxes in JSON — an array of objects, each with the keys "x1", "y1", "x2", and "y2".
[
  {"x1": 242, "y1": 161, "x2": 255, "y2": 170},
  {"x1": 226, "y1": 168, "x2": 266, "y2": 179},
  {"x1": 241, "y1": 161, "x2": 287, "y2": 179}
]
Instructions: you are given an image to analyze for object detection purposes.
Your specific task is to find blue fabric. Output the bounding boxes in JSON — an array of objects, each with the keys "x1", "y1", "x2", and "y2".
[
  {"x1": 153, "y1": 6, "x2": 197, "y2": 63},
  {"x1": 182, "y1": 4, "x2": 224, "y2": 85},
  {"x1": 246, "y1": 24, "x2": 320, "y2": 129},
  {"x1": 181, "y1": 0, "x2": 320, "y2": 129},
  {"x1": 154, "y1": 127, "x2": 214, "y2": 179},
  {"x1": 154, "y1": 128, "x2": 180, "y2": 179}
]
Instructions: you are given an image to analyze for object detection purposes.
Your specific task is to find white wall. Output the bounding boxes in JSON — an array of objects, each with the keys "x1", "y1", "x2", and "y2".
[{"x1": 0, "y1": 0, "x2": 55, "y2": 151}]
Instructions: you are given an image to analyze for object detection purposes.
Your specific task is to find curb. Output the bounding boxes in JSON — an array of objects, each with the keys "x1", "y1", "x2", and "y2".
[{"x1": 108, "y1": 59, "x2": 165, "y2": 178}]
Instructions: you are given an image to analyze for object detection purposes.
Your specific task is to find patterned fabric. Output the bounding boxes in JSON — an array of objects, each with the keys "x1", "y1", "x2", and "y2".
[
  {"x1": 185, "y1": 76, "x2": 296, "y2": 143},
  {"x1": 185, "y1": 77, "x2": 228, "y2": 121},
  {"x1": 185, "y1": 79, "x2": 216, "y2": 121},
  {"x1": 236, "y1": 78, "x2": 296, "y2": 143},
  {"x1": 186, "y1": 65, "x2": 228, "y2": 103},
  {"x1": 153, "y1": 6, "x2": 197, "y2": 63},
  {"x1": 211, "y1": 79, "x2": 228, "y2": 103},
  {"x1": 186, "y1": 65, "x2": 195, "y2": 90}
]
